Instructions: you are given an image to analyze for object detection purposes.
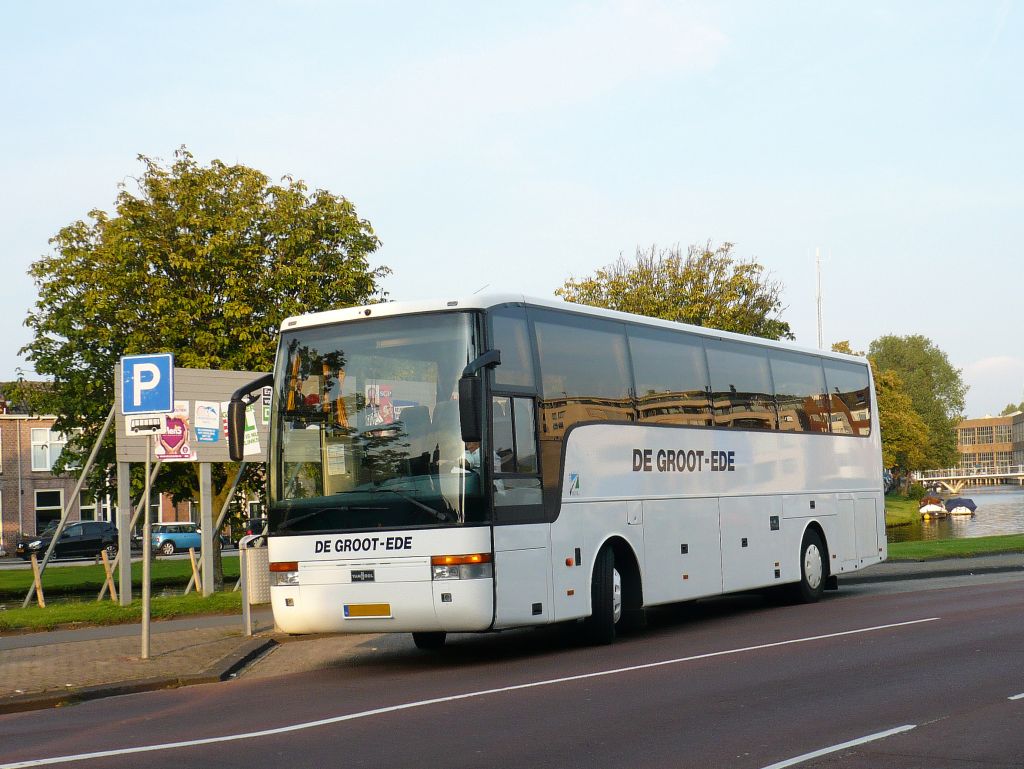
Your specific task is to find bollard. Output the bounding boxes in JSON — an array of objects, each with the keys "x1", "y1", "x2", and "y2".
[{"x1": 238, "y1": 534, "x2": 270, "y2": 636}]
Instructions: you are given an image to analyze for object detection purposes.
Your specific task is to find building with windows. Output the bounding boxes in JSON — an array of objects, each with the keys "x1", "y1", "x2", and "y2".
[
  {"x1": 956, "y1": 412, "x2": 1024, "y2": 471},
  {"x1": 0, "y1": 414, "x2": 97, "y2": 555}
]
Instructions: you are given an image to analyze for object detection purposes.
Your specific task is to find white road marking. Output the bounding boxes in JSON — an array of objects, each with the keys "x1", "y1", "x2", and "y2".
[
  {"x1": 1009, "y1": 693, "x2": 1024, "y2": 700},
  {"x1": 0, "y1": 616, "x2": 940, "y2": 769},
  {"x1": 759, "y1": 724, "x2": 917, "y2": 769}
]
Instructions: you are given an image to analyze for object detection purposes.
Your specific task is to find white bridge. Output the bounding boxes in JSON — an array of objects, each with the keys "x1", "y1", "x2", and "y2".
[{"x1": 916, "y1": 465, "x2": 1024, "y2": 494}]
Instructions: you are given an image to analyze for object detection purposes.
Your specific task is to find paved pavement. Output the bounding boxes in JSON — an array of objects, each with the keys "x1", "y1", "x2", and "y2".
[{"x1": 1, "y1": 553, "x2": 1021, "y2": 714}]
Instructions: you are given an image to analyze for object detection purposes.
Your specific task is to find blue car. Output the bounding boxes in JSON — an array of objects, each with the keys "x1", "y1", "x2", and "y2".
[{"x1": 151, "y1": 523, "x2": 202, "y2": 556}]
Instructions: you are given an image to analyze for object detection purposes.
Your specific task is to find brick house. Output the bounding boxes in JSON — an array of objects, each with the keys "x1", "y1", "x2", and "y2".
[{"x1": 0, "y1": 413, "x2": 99, "y2": 555}]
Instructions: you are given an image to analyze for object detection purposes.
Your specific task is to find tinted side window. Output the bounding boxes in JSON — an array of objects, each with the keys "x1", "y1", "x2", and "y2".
[
  {"x1": 824, "y1": 360, "x2": 872, "y2": 436},
  {"x1": 628, "y1": 327, "x2": 711, "y2": 426},
  {"x1": 705, "y1": 339, "x2": 776, "y2": 430},
  {"x1": 533, "y1": 309, "x2": 633, "y2": 515},
  {"x1": 490, "y1": 307, "x2": 536, "y2": 389},
  {"x1": 512, "y1": 398, "x2": 538, "y2": 474},
  {"x1": 533, "y1": 310, "x2": 633, "y2": 428},
  {"x1": 491, "y1": 395, "x2": 542, "y2": 516},
  {"x1": 770, "y1": 351, "x2": 829, "y2": 433}
]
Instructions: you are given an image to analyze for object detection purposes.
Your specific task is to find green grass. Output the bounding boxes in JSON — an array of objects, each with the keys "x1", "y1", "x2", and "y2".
[
  {"x1": 0, "y1": 591, "x2": 244, "y2": 632},
  {"x1": 0, "y1": 556, "x2": 240, "y2": 601},
  {"x1": 884, "y1": 494, "x2": 921, "y2": 527},
  {"x1": 887, "y1": 534, "x2": 1024, "y2": 561}
]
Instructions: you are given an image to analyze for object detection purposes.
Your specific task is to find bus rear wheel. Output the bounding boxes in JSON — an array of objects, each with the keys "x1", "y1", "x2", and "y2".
[
  {"x1": 792, "y1": 529, "x2": 826, "y2": 603},
  {"x1": 412, "y1": 631, "x2": 446, "y2": 650},
  {"x1": 583, "y1": 546, "x2": 621, "y2": 645}
]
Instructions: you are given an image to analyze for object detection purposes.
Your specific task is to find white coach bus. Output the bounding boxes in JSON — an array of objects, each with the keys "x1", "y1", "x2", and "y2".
[{"x1": 229, "y1": 295, "x2": 885, "y2": 647}]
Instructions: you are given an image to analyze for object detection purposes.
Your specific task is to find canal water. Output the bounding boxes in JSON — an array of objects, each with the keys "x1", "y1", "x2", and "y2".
[{"x1": 887, "y1": 487, "x2": 1024, "y2": 543}]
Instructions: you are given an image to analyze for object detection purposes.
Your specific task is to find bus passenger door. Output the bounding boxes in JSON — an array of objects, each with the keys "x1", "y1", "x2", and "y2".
[{"x1": 490, "y1": 393, "x2": 550, "y2": 627}]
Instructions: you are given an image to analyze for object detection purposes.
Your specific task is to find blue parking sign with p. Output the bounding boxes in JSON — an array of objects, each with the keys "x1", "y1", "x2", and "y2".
[{"x1": 121, "y1": 353, "x2": 174, "y2": 414}]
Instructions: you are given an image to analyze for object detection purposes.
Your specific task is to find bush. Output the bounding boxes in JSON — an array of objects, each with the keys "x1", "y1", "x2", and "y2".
[{"x1": 906, "y1": 482, "x2": 927, "y2": 499}]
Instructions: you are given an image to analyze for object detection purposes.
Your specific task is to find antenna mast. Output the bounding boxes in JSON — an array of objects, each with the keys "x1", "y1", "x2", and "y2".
[{"x1": 815, "y1": 247, "x2": 823, "y2": 349}]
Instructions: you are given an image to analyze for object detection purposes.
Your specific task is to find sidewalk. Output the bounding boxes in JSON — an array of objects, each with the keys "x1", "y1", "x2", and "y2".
[
  {"x1": 1, "y1": 554, "x2": 1022, "y2": 715},
  {"x1": 0, "y1": 609, "x2": 276, "y2": 715}
]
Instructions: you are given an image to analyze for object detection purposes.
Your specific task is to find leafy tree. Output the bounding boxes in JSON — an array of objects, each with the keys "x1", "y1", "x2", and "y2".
[
  {"x1": 868, "y1": 335, "x2": 966, "y2": 469},
  {"x1": 832, "y1": 341, "x2": 929, "y2": 479},
  {"x1": 874, "y1": 369, "x2": 930, "y2": 474},
  {"x1": 556, "y1": 242, "x2": 793, "y2": 340},
  {"x1": 22, "y1": 147, "x2": 388, "y2": 585},
  {"x1": 1000, "y1": 401, "x2": 1024, "y2": 416}
]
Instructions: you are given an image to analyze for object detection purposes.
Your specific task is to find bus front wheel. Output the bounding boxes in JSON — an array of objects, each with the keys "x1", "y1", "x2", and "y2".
[
  {"x1": 412, "y1": 631, "x2": 446, "y2": 650},
  {"x1": 792, "y1": 529, "x2": 826, "y2": 603},
  {"x1": 583, "y1": 546, "x2": 622, "y2": 645}
]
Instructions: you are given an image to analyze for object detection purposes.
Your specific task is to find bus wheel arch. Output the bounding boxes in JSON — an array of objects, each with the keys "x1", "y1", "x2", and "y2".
[
  {"x1": 792, "y1": 523, "x2": 829, "y2": 603},
  {"x1": 583, "y1": 537, "x2": 644, "y2": 644}
]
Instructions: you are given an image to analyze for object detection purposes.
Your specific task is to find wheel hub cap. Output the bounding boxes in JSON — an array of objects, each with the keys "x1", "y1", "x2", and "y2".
[
  {"x1": 612, "y1": 568, "x2": 622, "y2": 623},
  {"x1": 804, "y1": 544, "x2": 823, "y2": 590}
]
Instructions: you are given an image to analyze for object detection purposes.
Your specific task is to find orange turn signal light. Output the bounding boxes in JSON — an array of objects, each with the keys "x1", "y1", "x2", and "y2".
[
  {"x1": 431, "y1": 553, "x2": 492, "y2": 566},
  {"x1": 270, "y1": 561, "x2": 298, "y2": 572}
]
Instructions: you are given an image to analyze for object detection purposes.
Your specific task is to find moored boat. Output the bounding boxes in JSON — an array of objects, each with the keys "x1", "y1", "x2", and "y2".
[{"x1": 945, "y1": 496, "x2": 977, "y2": 516}]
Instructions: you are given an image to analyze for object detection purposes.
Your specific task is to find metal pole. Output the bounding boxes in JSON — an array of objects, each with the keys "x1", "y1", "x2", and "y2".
[
  {"x1": 240, "y1": 538, "x2": 251, "y2": 636},
  {"x1": 116, "y1": 461, "x2": 132, "y2": 606},
  {"x1": 23, "y1": 406, "x2": 116, "y2": 608},
  {"x1": 141, "y1": 434, "x2": 152, "y2": 660},
  {"x1": 199, "y1": 462, "x2": 214, "y2": 596},
  {"x1": 105, "y1": 460, "x2": 163, "y2": 603},
  {"x1": 815, "y1": 247, "x2": 823, "y2": 350}
]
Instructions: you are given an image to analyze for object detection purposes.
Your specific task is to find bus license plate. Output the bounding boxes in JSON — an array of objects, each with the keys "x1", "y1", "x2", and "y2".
[{"x1": 344, "y1": 603, "x2": 391, "y2": 618}]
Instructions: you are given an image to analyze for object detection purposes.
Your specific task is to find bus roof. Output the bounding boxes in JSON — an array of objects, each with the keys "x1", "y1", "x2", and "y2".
[{"x1": 280, "y1": 293, "x2": 868, "y2": 367}]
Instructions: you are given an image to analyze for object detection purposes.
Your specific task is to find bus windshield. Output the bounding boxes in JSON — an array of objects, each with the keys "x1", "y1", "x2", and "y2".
[{"x1": 269, "y1": 311, "x2": 487, "y2": 534}]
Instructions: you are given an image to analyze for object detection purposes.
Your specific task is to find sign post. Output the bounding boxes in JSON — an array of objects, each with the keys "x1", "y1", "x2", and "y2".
[{"x1": 120, "y1": 353, "x2": 174, "y2": 660}]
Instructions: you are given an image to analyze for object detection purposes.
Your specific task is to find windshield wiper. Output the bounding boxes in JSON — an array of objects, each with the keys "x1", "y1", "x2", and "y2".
[
  {"x1": 369, "y1": 487, "x2": 451, "y2": 522},
  {"x1": 277, "y1": 507, "x2": 343, "y2": 531}
]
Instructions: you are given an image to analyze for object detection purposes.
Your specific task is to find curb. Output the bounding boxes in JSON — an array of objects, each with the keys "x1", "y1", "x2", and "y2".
[
  {"x1": 0, "y1": 636, "x2": 278, "y2": 715},
  {"x1": 843, "y1": 563, "x2": 1024, "y2": 585}
]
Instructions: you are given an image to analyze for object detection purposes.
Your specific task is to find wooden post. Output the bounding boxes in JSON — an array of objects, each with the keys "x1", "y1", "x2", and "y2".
[
  {"x1": 189, "y1": 547, "x2": 203, "y2": 594},
  {"x1": 29, "y1": 554, "x2": 45, "y2": 608},
  {"x1": 100, "y1": 549, "x2": 118, "y2": 603}
]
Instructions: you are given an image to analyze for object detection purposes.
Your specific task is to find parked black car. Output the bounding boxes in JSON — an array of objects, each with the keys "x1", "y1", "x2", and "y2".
[{"x1": 16, "y1": 521, "x2": 119, "y2": 561}]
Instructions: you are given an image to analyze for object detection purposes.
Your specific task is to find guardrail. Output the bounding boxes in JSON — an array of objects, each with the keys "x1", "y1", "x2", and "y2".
[{"x1": 917, "y1": 464, "x2": 1024, "y2": 480}]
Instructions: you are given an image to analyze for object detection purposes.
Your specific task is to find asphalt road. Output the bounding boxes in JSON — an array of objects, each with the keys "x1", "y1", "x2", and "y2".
[{"x1": 2, "y1": 575, "x2": 1023, "y2": 769}]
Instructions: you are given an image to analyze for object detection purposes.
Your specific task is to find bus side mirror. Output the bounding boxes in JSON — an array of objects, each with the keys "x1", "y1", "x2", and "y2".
[
  {"x1": 227, "y1": 373, "x2": 274, "y2": 462},
  {"x1": 228, "y1": 401, "x2": 246, "y2": 462},
  {"x1": 458, "y1": 376, "x2": 482, "y2": 444}
]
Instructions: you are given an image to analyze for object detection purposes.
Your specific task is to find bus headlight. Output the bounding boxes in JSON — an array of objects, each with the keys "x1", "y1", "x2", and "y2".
[
  {"x1": 270, "y1": 561, "x2": 299, "y2": 586},
  {"x1": 431, "y1": 553, "x2": 493, "y2": 580}
]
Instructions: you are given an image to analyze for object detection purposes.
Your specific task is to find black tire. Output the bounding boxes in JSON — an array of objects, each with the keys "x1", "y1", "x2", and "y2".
[
  {"x1": 792, "y1": 528, "x2": 827, "y2": 603},
  {"x1": 161, "y1": 540, "x2": 176, "y2": 556},
  {"x1": 104, "y1": 543, "x2": 118, "y2": 559},
  {"x1": 412, "y1": 631, "x2": 446, "y2": 650},
  {"x1": 583, "y1": 546, "x2": 621, "y2": 645}
]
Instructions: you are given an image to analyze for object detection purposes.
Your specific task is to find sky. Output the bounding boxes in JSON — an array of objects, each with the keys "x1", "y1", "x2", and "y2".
[{"x1": 1, "y1": 1, "x2": 1021, "y2": 418}]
